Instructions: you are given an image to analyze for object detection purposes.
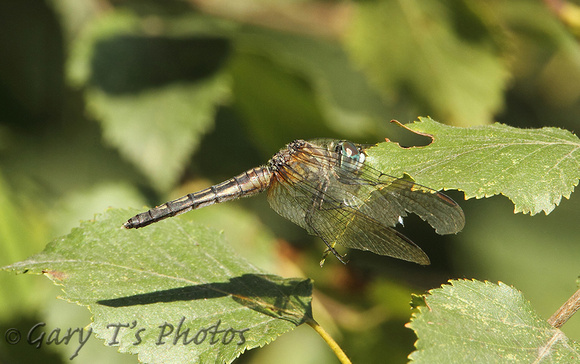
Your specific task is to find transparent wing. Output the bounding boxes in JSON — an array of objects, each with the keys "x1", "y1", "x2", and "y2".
[
  {"x1": 266, "y1": 140, "x2": 464, "y2": 264},
  {"x1": 268, "y1": 166, "x2": 431, "y2": 264},
  {"x1": 334, "y1": 160, "x2": 465, "y2": 235}
]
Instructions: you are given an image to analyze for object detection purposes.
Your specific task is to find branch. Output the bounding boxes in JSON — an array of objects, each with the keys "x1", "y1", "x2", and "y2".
[{"x1": 547, "y1": 287, "x2": 580, "y2": 328}]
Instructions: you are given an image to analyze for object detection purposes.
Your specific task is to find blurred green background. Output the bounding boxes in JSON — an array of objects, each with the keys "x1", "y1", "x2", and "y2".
[{"x1": 1, "y1": 0, "x2": 579, "y2": 363}]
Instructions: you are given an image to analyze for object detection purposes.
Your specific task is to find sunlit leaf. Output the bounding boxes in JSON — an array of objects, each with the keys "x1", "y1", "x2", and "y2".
[
  {"x1": 452, "y1": 194, "x2": 580, "y2": 339},
  {"x1": 3, "y1": 209, "x2": 313, "y2": 364},
  {"x1": 367, "y1": 117, "x2": 580, "y2": 215},
  {"x1": 408, "y1": 280, "x2": 580, "y2": 363}
]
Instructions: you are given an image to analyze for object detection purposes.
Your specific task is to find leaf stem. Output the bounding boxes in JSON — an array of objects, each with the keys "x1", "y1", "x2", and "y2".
[
  {"x1": 306, "y1": 318, "x2": 352, "y2": 364},
  {"x1": 547, "y1": 287, "x2": 580, "y2": 328}
]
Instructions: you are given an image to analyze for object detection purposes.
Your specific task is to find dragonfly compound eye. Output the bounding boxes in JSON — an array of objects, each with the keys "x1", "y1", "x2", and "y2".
[{"x1": 340, "y1": 141, "x2": 365, "y2": 166}]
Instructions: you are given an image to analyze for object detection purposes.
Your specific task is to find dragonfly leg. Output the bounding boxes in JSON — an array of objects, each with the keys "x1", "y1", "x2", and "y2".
[
  {"x1": 319, "y1": 242, "x2": 348, "y2": 266},
  {"x1": 306, "y1": 180, "x2": 349, "y2": 265}
]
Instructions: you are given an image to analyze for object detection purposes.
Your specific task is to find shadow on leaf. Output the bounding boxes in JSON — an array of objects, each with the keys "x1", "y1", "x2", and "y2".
[{"x1": 96, "y1": 274, "x2": 313, "y2": 325}]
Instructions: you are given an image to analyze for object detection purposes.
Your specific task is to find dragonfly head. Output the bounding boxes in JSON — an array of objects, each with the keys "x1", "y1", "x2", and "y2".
[{"x1": 336, "y1": 140, "x2": 366, "y2": 170}]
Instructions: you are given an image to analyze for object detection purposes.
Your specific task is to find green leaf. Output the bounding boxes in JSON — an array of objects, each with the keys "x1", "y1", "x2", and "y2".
[
  {"x1": 67, "y1": 11, "x2": 230, "y2": 191},
  {"x1": 345, "y1": 0, "x2": 507, "y2": 126},
  {"x1": 408, "y1": 280, "x2": 580, "y2": 363},
  {"x1": 230, "y1": 51, "x2": 331, "y2": 154},
  {"x1": 87, "y1": 79, "x2": 228, "y2": 192},
  {"x1": 0, "y1": 171, "x2": 50, "y2": 319},
  {"x1": 177, "y1": 197, "x2": 281, "y2": 273},
  {"x1": 366, "y1": 117, "x2": 580, "y2": 215},
  {"x1": 3, "y1": 208, "x2": 313, "y2": 363},
  {"x1": 452, "y1": 192, "x2": 580, "y2": 339},
  {"x1": 232, "y1": 29, "x2": 391, "y2": 139}
]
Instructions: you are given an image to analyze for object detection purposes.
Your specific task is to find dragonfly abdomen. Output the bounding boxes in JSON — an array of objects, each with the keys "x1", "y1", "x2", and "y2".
[{"x1": 124, "y1": 167, "x2": 272, "y2": 229}]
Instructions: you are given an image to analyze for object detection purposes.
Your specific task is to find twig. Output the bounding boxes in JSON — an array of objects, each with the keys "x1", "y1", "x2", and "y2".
[{"x1": 547, "y1": 287, "x2": 580, "y2": 328}]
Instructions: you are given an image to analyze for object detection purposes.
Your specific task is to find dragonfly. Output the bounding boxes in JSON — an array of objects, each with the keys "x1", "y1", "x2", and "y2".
[{"x1": 124, "y1": 139, "x2": 465, "y2": 265}]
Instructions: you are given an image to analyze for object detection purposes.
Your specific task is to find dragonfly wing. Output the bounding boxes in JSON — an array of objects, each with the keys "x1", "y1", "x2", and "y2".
[
  {"x1": 335, "y1": 163, "x2": 465, "y2": 235},
  {"x1": 268, "y1": 174, "x2": 431, "y2": 265},
  {"x1": 265, "y1": 139, "x2": 464, "y2": 265},
  {"x1": 266, "y1": 174, "x2": 314, "y2": 232},
  {"x1": 312, "y1": 182, "x2": 431, "y2": 264},
  {"x1": 377, "y1": 177, "x2": 465, "y2": 234}
]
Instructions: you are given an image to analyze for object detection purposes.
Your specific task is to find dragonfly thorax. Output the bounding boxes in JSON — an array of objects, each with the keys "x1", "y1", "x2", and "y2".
[
  {"x1": 268, "y1": 139, "x2": 333, "y2": 186},
  {"x1": 268, "y1": 140, "x2": 306, "y2": 171}
]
